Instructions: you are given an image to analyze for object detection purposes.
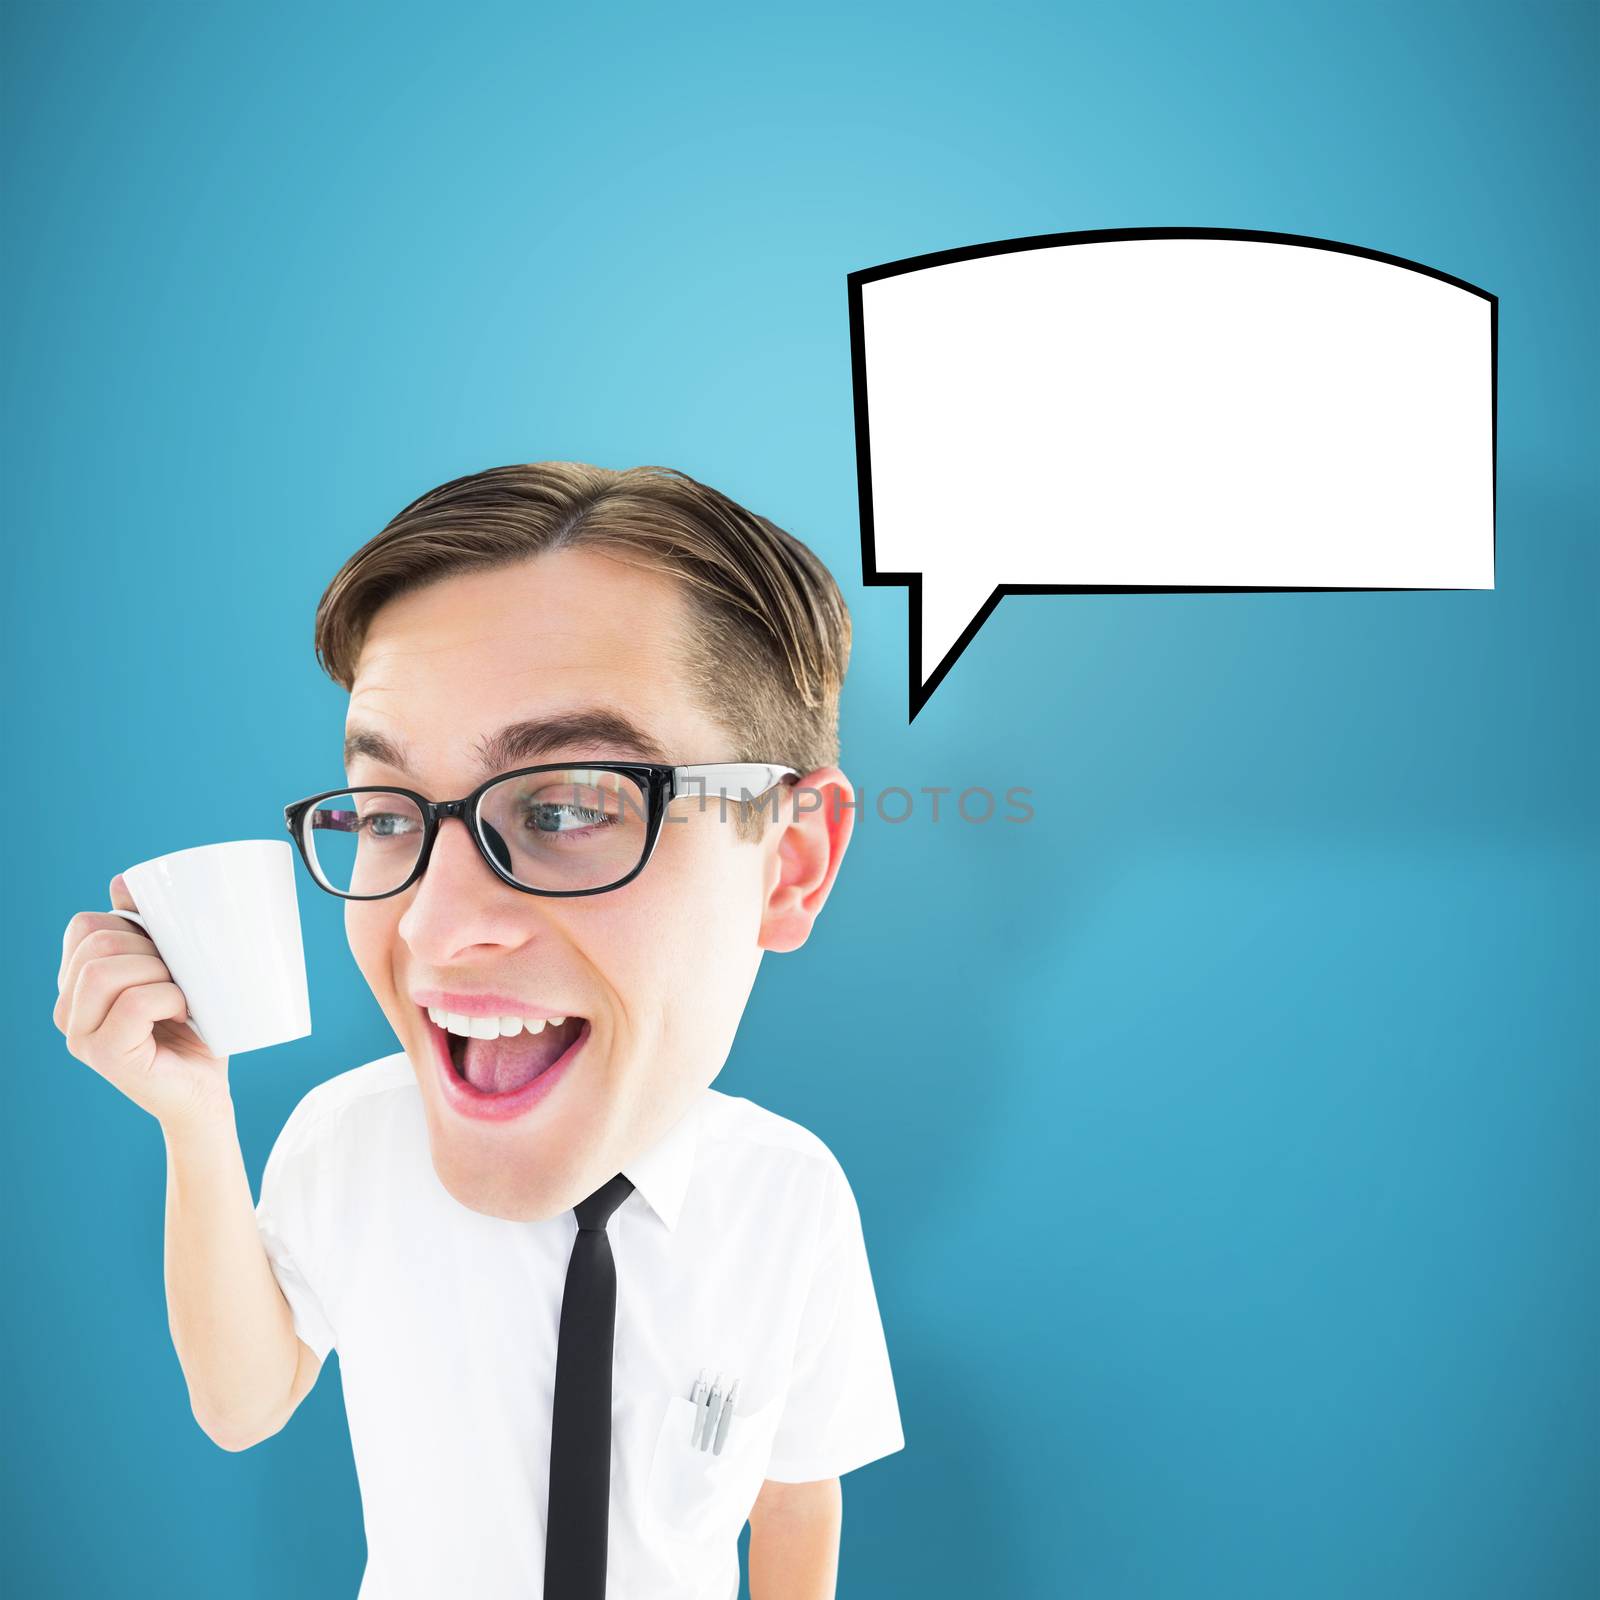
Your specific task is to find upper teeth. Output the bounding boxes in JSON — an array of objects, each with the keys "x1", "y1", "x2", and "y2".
[{"x1": 427, "y1": 1006, "x2": 568, "y2": 1039}]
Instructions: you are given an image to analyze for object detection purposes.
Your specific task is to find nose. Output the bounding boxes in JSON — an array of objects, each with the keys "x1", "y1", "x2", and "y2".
[{"x1": 394, "y1": 815, "x2": 546, "y2": 962}]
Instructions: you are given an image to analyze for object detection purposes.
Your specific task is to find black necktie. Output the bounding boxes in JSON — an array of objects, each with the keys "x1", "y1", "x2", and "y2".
[{"x1": 544, "y1": 1172, "x2": 635, "y2": 1599}]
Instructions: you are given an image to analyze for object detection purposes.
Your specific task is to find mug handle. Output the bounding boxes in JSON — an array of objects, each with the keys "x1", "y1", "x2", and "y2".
[{"x1": 109, "y1": 907, "x2": 213, "y2": 1053}]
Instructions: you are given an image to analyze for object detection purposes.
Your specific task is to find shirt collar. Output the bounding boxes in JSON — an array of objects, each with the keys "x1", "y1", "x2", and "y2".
[{"x1": 621, "y1": 1091, "x2": 704, "y2": 1233}]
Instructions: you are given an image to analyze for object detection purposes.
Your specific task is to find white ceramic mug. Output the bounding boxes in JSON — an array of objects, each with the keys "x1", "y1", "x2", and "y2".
[{"x1": 109, "y1": 839, "x2": 312, "y2": 1059}]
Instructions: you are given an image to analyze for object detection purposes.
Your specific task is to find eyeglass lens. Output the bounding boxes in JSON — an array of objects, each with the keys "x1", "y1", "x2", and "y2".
[{"x1": 302, "y1": 768, "x2": 652, "y2": 896}]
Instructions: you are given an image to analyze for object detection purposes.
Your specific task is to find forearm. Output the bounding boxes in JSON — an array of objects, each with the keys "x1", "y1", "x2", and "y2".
[
  {"x1": 161, "y1": 1104, "x2": 299, "y2": 1444},
  {"x1": 747, "y1": 1485, "x2": 842, "y2": 1600}
]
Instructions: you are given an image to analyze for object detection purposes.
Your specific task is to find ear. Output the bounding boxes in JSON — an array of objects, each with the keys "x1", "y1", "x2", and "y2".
[{"x1": 757, "y1": 767, "x2": 856, "y2": 954}]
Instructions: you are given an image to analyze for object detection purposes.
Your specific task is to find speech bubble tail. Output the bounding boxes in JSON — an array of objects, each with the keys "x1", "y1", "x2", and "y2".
[{"x1": 909, "y1": 572, "x2": 1003, "y2": 721}]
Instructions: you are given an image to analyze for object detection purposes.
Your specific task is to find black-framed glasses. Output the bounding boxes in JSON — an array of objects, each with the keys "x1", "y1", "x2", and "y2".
[{"x1": 283, "y1": 762, "x2": 801, "y2": 900}]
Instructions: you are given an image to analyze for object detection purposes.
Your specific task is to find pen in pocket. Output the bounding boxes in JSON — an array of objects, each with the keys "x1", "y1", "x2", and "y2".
[
  {"x1": 712, "y1": 1377, "x2": 740, "y2": 1455},
  {"x1": 689, "y1": 1369, "x2": 707, "y2": 1443},
  {"x1": 699, "y1": 1372, "x2": 723, "y2": 1450}
]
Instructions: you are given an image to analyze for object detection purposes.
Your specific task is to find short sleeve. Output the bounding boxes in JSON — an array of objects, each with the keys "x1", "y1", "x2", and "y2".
[
  {"x1": 763, "y1": 1156, "x2": 905, "y2": 1482},
  {"x1": 253, "y1": 1094, "x2": 340, "y2": 1364}
]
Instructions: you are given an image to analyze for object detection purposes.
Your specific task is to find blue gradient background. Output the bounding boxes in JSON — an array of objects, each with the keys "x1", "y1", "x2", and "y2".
[{"x1": 4, "y1": 2, "x2": 1595, "y2": 1596}]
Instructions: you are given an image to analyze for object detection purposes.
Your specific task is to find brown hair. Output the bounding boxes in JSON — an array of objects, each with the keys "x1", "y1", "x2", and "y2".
[{"x1": 312, "y1": 462, "x2": 853, "y2": 841}]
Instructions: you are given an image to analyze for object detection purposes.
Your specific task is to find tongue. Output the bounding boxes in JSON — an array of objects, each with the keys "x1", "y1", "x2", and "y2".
[{"x1": 461, "y1": 1026, "x2": 571, "y2": 1094}]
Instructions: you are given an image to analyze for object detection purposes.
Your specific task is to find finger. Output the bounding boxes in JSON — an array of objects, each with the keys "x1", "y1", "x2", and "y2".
[
  {"x1": 59, "y1": 911, "x2": 155, "y2": 994},
  {"x1": 54, "y1": 928, "x2": 160, "y2": 1028},
  {"x1": 64, "y1": 952, "x2": 175, "y2": 1043},
  {"x1": 109, "y1": 873, "x2": 137, "y2": 913},
  {"x1": 91, "y1": 980, "x2": 191, "y2": 1068}
]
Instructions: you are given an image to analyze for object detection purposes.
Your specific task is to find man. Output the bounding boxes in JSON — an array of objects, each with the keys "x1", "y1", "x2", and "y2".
[{"x1": 57, "y1": 461, "x2": 903, "y2": 1599}]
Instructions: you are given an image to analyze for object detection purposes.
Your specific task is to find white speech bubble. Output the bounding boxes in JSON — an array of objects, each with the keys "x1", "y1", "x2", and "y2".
[{"x1": 848, "y1": 228, "x2": 1497, "y2": 719}]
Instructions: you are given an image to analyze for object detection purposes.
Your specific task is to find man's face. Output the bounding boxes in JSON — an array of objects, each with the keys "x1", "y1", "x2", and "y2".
[{"x1": 341, "y1": 547, "x2": 850, "y2": 1222}]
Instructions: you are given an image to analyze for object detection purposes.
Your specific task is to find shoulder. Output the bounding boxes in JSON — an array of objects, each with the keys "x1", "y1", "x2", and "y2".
[
  {"x1": 695, "y1": 1089, "x2": 856, "y2": 1221},
  {"x1": 266, "y1": 1050, "x2": 419, "y2": 1164},
  {"x1": 698, "y1": 1087, "x2": 840, "y2": 1168}
]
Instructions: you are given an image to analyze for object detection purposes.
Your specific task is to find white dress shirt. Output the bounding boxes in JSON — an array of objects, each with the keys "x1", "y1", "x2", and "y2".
[{"x1": 253, "y1": 1050, "x2": 905, "y2": 1599}]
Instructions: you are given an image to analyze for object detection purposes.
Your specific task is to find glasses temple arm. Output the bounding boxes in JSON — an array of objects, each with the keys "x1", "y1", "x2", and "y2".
[{"x1": 671, "y1": 764, "x2": 799, "y2": 800}]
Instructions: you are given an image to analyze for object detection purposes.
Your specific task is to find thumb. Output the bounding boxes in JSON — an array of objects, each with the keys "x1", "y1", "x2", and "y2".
[{"x1": 108, "y1": 873, "x2": 137, "y2": 913}]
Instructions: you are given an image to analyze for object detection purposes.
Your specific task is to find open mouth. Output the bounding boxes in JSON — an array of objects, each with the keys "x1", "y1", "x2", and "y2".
[{"x1": 425, "y1": 1006, "x2": 588, "y2": 1098}]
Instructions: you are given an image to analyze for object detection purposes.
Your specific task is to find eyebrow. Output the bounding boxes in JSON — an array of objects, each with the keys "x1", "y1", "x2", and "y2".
[{"x1": 343, "y1": 708, "x2": 673, "y2": 777}]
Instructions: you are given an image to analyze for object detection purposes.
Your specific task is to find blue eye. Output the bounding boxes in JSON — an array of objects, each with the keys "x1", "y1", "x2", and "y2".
[
  {"x1": 527, "y1": 802, "x2": 614, "y2": 835},
  {"x1": 361, "y1": 811, "x2": 417, "y2": 839}
]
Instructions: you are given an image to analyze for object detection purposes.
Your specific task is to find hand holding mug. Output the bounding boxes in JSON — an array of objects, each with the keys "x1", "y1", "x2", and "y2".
[
  {"x1": 53, "y1": 840, "x2": 312, "y2": 1129},
  {"x1": 55, "y1": 874, "x2": 233, "y2": 1129}
]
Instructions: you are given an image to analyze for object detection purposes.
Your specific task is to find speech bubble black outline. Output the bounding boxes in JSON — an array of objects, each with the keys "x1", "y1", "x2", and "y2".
[{"x1": 847, "y1": 225, "x2": 1498, "y2": 722}]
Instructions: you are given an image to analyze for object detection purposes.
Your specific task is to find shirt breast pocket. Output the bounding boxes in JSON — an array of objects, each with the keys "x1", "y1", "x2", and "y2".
[{"x1": 645, "y1": 1391, "x2": 784, "y2": 1546}]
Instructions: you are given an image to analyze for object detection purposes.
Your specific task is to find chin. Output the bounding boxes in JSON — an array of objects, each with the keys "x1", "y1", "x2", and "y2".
[
  {"x1": 439, "y1": 1171, "x2": 572, "y2": 1224},
  {"x1": 401, "y1": 1047, "x2": 590, "y2": 1220},
  {"x1": 426, "y1": 1131, "x2": 586, "y2": 1222}
]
